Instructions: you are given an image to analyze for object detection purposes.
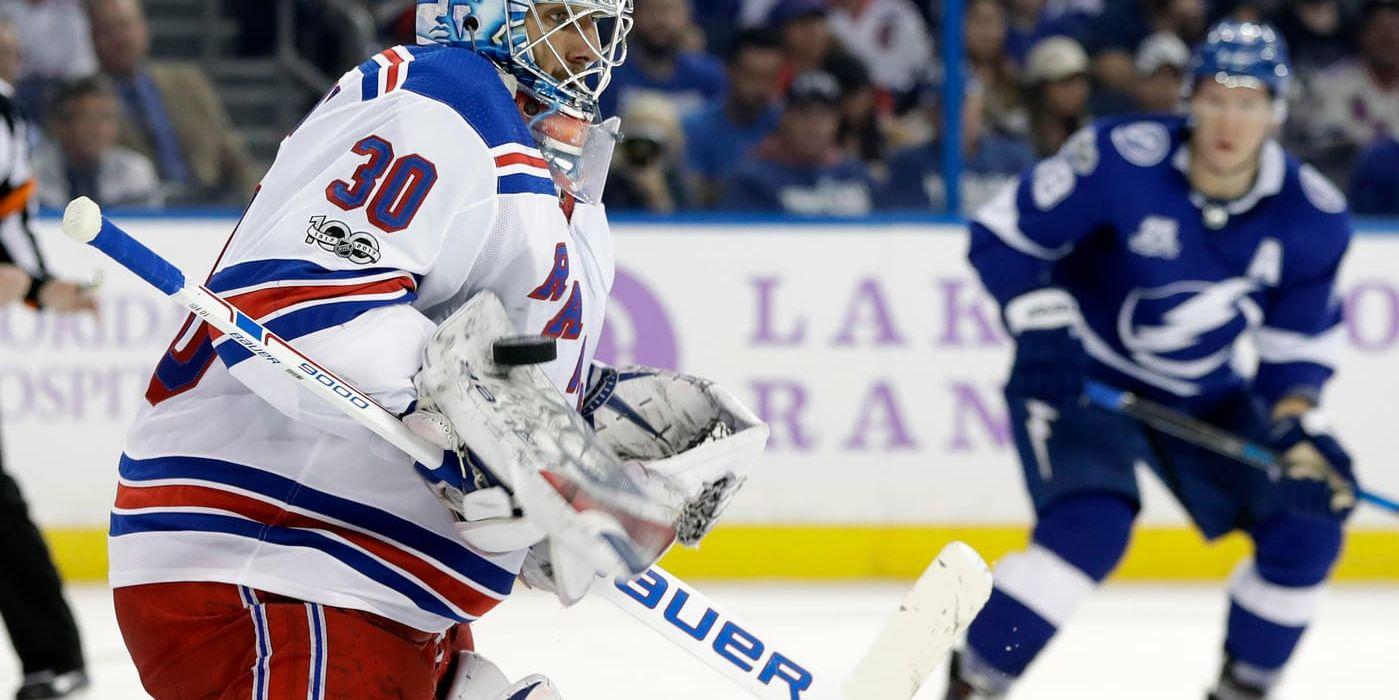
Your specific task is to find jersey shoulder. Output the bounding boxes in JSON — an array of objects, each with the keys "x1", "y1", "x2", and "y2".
[
  {"x1": 1086, "y1": 113, "x2": 1187, "y2": 172},
  {"x1": 385, "y1": 45, "x2": 535, "y2": 150},
  {"x1": 1277, "y1": 153, "x2": 1349, "y2": 218},
  {"x1": 1272, "y1": 152, "x2": 1351, "y2": 262},
  {"x1": 363, "y1": 45, "x2": 554, "y2": 197}
]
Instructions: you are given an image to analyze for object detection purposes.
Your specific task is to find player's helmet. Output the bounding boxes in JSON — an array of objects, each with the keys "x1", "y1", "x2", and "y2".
[
  {"x1": 1186, "y1": 20, "x2": 1291, "y2": 118},
  {"x1": 416, "y1": 0, "x2": 632, "y2": 120}
]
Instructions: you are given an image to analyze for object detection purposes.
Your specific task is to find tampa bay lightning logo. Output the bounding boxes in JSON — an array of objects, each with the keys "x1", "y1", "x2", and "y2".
[{"x1": 1117, "y1": 279, "x2": 1263, "y2": 379}]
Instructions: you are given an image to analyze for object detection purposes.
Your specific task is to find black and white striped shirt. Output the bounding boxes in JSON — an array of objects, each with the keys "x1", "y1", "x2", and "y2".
[{"x1": 0, "y1": 77, "x2": 49, "y2": 303}]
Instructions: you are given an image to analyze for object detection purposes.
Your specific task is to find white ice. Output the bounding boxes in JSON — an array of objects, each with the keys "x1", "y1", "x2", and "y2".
[{"x1": 1, "y1": 583, "x2": 1395, "y2": 699}]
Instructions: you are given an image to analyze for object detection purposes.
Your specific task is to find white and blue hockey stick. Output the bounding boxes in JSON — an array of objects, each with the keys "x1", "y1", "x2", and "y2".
[
  {"x1": 1083, "y1": 381, "x2": 1399, "y2": 515},
  {"x1": 62, "y1": 197, "x2": 993, "y2": 700}
]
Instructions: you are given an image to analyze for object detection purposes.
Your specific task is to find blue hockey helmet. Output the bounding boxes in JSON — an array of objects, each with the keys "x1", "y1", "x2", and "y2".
[
  {"x1": 1186, "y1": 20, "x2": 1291, "y2": 117},
  {"x1": 416, "y1": 0, "x2": 633, "y2": 120}
]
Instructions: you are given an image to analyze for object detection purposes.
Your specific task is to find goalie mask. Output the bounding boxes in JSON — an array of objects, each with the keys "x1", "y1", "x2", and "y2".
[{"x1": 417, "y1": 0, "x2": 631, "y2": 201}]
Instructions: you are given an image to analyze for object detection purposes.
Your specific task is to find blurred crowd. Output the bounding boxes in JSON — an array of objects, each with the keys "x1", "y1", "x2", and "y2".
[
  {"x1": 1, "y1": 0, "x2": 1395, "y2": 216},
  {"x1": 0, "y1": 0, "x2": 257, "y2": 210},
  {"x1": 375, "y1": 0, "x2": 1399, "y2": 216}
]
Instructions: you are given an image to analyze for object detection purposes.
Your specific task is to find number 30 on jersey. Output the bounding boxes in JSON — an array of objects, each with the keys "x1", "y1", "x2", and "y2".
[{"x1": 326, "y1": 135, "x2": 438, "y2": 233}]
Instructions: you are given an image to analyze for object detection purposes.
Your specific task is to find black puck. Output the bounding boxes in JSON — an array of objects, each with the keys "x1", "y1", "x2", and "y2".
[{"x1": 493, "y1": 335, "x2": 558, "y2": 366}]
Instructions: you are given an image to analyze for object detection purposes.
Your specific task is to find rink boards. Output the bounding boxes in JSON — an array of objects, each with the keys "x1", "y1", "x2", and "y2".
[{"x1": 4, "y1": 215, "x2": 1397, "y2": 581}]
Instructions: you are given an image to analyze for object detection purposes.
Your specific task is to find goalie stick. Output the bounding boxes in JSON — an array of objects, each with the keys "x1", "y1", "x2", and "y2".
[{"x1": 62, "y1": 197, "x2": 993, "y2": 699}]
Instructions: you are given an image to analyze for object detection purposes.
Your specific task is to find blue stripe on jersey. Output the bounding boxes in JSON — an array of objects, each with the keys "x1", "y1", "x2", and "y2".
[
  {"x1": 361, "y1": 63, "x2": 379, "y2": 101},
  {"x1": 358, "y1": 45, "x2": 435, "y2": 102},
  {"x1": 110, "y1": 510, "x2": 464, "y2": 621},
  {"x1": 117, "y1": 454, "x2": 517, "y2": 595},
  {"x1": 213, "y1": 295, "x2": 419, "y2": 367},
  {"x1": 207, "y1": 258, "x2": 418, "y2": 295},
  {"x1": 398, "y1": 46, "x2": 536, "y2": 149},
  {"x1": 498, "y1": 172, "x2": 558, "y2": 196}
]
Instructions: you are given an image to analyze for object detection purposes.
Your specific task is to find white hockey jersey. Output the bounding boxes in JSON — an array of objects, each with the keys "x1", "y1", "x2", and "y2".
[{"x1": 110, "y1": 45, "x2": 614, "y2": 633}]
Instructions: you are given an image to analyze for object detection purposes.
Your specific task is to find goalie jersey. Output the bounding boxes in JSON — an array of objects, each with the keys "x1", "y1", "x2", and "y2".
[
  {"x1": 969, "y1": 115, "x2": 1352, "y2": 412},
  {"x1": 111, "y1": 45, "x2": 612, "y2": 633}
]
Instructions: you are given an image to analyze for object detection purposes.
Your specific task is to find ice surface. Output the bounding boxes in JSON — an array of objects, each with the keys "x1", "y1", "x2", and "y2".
[{"x1": 1, "y1": 582, "x2": 1394, "y2": 698}]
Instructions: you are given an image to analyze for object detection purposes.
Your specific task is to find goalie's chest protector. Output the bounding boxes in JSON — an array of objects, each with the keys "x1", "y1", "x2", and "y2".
[{"x1": 110, "y1": 46, "x2": 614, "y2": 634}]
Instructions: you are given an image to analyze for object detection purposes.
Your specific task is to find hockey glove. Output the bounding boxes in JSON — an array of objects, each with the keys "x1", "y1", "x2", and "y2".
[
  {"x1": 1267, "y1": 410, "x2": 1357, "y2": 519},
  {"x1": 411, "y1": 293, "x2": 679, "y2": 606},
  {"x1": 520, "y1": 363, "x2": 770, "y2": 605},
  {"x1": 580, "y1": 363, "x2": 769, "y2": 546},
  {"x1": 1003, "y1": 288, "x2": 1088, "y2": 407}
]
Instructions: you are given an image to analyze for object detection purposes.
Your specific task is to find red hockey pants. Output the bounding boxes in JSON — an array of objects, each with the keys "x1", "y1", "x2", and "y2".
[{"x1": 114, "y1": 581, "x2": 473, "y2": 699}]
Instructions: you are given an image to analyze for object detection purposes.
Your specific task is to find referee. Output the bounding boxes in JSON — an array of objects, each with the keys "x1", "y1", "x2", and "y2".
[{"x1": 0, "y1": 20, "x2": 96, "y2": 700}]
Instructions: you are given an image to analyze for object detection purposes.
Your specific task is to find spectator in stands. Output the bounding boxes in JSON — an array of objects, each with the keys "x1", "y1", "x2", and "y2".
[
  {"x1": 0, "y1": 0, "x2": 96, "y2": 118},
  {"x1": 825, "y1": 0, "x2": 935, "y2": 111},
  {"x1": 1023, "y1": 36, "x2": 1092, "y2": 156},
  {"x1": 1294, "y1": 0, "x2": 1399, "y2": 175},
  {"x1": 88, "y1": 0, "x2": 258, "y2": 205},
  {"x1": 1272, "y1": 0, "x2": 1357, "y2": 74},
  {"x1": 598, "y1": 0, "x2": 724, "y2": 117},
  {"x1": 965, "y1": 0, "x2": 1030, "y2": 137},
  {"x1": 721, "y1": 70, "x2": 876, "y2": 215},
  {"x1": 1348, "y1": 135, "x2": 1399, "y2": 215},
  {"x1": 35, "y1": 76, "x2": 162, "y2": 209},
  {"x1": 682, "y1": 29, "x2": 784, "y2": 208},
  {"x1": 1081, "y1": 0, "x2": 1207, "y2": 98},
  {"x1": 879, "y1": 83, "x2": 1035, "y2": 212},
  {"x1": 768, "y1": 0, "x2": 861, "y2": 87},
  {"x1": 1005, "y1": 0, "x2": 1046, "y2": 65},
  {"x1": 0, "y1": 12, "x2": 17, "y2": 89},
  {"x1": 1133, "y1": 31, "x2": 1190, "y2": 113},
  {"x1": 691, "y1": 0, "x2": 745, "y2": 54},
  {"x1": 740, "y1": 0, "x2": 784, "y2": 27},
  {"x1": 604, "y1": 94, "x2": 690, "y2": 213},
  {"x1": 830, "y1": 57, "x2": 890, "y2": 176}
]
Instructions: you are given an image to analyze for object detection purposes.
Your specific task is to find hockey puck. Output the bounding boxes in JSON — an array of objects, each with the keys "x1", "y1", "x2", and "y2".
[{"x1": 492, "y1": 335, "x2": 558, "y2": 366}]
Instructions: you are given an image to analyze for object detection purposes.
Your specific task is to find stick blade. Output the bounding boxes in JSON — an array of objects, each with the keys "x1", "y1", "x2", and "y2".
[{"x1": 842, "y1": 541, "x2": 992, "y2": 699}]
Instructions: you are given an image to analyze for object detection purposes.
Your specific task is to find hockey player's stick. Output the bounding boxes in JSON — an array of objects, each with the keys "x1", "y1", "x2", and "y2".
[
  {"x1": 62, "y1": 198, "x2": 993, "y2": 699},
  {"x1": 1083, "y1": 381, "x2": 1399, "y2": 515}
]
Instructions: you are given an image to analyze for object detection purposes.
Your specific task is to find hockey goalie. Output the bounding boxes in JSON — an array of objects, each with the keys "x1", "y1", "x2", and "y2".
[{"x1": 108, "y1": 2, "x2": 767, "y2": 698}]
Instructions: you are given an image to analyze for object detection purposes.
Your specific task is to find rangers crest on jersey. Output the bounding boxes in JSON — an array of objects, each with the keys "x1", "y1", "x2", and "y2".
[
  {"x1": 1111, "y1": 122, "x2": 1171, "y2": 167},
  {"x1": 1128, "y1": 216, "x2": 1181, "y2": 260}
]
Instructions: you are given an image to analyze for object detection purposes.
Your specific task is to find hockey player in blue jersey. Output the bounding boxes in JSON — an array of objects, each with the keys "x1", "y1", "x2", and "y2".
[{"x1": 950, "y1": 21, "x2": 1358, "y2": 700}]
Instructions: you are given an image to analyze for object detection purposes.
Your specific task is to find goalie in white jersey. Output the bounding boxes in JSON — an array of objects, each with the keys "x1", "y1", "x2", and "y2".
[{"x1": 109, "y1": 2, "x2": 766, "y2": 699}]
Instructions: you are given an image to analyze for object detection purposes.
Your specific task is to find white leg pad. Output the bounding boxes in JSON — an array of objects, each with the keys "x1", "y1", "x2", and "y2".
[
  {"x1": 496, "y1": 674, "x2": 562, "y2": 700},
  {"x1": 446, "y1": 651, "x2": 510, "y2": 700},
  {"x1": 445, "y1": 652, "x2": 563, "y2": 700}
]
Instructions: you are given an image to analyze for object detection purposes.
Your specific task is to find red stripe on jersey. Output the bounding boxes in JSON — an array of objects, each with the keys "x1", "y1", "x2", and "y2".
[
  {"x1": 206, "y1": 275, "x2": 416, "y2": 340},
  {"x1": 116, "y1": 483, "x2": 505, "y2": 619},
  {"x1": 494, "y1": 151, "x2": 550, "y2": 170},
  {"x1": 382, "y1": 49, "x2": 405, "y2": 93},
  {"x1": 261, "y1": 602, "x2": 313, "y2": 698}
]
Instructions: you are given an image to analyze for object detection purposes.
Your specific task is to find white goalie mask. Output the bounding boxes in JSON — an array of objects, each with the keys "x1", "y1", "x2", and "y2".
[{"x1": 419, "y1": 0, "x2": 632, "y2": 201}]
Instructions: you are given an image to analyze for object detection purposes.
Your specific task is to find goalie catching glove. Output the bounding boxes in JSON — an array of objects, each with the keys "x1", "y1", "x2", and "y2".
[
  {"x1": 404, "y1": 293, "x2": 680, "y2": 602},
  {"x1": 579, "y1": 363, "x2": 768, "y2": 546},
  {"x1": 520, "y1": 363, "x2": 769, "y2": 603}
]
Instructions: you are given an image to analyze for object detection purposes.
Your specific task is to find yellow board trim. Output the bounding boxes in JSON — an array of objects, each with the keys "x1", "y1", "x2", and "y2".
[{"x1": 47, "y1": 525, "x2": 1399, "y2": 583}]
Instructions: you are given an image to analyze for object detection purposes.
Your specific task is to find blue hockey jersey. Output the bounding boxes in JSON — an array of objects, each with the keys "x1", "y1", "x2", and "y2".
[{"x1": 969, "y1": 115, "x2": 1352, "y2": 410}]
